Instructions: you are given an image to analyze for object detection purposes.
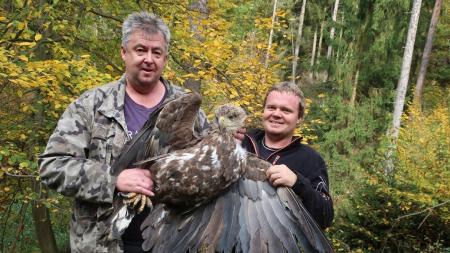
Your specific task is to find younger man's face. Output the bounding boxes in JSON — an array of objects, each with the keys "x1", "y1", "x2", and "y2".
[{"x1": 262, "y1": 91, "x2": 300, "y2": 139}]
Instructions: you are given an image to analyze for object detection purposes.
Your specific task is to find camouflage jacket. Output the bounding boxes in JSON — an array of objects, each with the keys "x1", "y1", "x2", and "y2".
[{"x1": 39, "y1": 75, "x2": 208, "y2": 252}]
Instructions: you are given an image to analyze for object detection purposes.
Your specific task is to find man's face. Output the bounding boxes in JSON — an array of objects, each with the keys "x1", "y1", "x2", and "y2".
[
  {"x1": 262, "y1": 91, "x2": 300, "y2": 139},
  {"x1": 121, "y1": 30, "x2": 168, "y2": 90}
]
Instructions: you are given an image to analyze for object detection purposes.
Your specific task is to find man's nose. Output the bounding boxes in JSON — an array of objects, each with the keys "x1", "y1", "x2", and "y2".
[
  {"x1": 272, "y1": 109, "x2": 282, "y2": 117},
  {"x1": 143, "y1": 52, "x2": 154, "y2": 63}
]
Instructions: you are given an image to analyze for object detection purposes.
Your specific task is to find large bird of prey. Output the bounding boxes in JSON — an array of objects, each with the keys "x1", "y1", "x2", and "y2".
[{"x1": 109, "y1": 92, "x2": 334, "y2": 253}]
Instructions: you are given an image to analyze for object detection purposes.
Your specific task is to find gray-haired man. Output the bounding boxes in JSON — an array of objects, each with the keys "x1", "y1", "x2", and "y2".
[{"x1": 39, "y1": 12, "x2": 208, "y2": 252}]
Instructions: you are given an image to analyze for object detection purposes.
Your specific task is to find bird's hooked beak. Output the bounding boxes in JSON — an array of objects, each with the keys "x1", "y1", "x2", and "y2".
[
  {"x1": 219, "y1": 116, "x2": 236, "y2": 131},
  {"x1": 218, "y1": 116, "x2": 227, "y2": 128}
]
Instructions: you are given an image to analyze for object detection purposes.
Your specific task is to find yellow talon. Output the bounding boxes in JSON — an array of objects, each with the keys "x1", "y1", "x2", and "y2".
[
  {"x1": 127, "y1": 192, "x2": 137, "y2": 198},
  {"x1": 138, "y1": 196, "x2": 147, "y2": 213},
  {"x1": 132, "y1": 194, "x2": 142, "y2": 208},
  {"x1": 121, "y1": 192, "x2": 152, "y2": 212}
]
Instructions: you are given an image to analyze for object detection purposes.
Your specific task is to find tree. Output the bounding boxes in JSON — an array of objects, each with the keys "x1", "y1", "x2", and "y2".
[
  {"x1": 326, "y1": 0, "x2": 340, "y2": 59},
  {"x1": 265, "y1": 0, "x2": 279, "y2": 68},
  {"x1": 292, "y1": 0, "x2": 306, "y2": 81},
  {"x1": 390, "y1": 0, "x2": 423, "y2": 140},
  {"x1": 414, "y1": 0, "x2": 443, "y2": 106}
]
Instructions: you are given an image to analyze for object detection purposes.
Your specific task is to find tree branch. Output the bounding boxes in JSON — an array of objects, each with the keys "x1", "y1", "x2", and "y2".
[
  {"x1": 381, "y1": 200, "x2": 450, "y2": 252},
  {"x1": 395, "y1": 200, "x2": 450, "y2": 222},
  {"x1": 88, "y1": 9, "x2": 122, "y2": 23},
  {"x1": 76, "y1": 39, "x2": 123, "y2": 73},
  {"x1": 4, "y1": 171, "x2": 36, "y2": 178}
]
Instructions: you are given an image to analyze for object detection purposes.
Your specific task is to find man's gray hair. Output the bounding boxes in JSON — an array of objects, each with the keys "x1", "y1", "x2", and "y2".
[
  {"x1": 263, "y1": 81, "x2": 306, "y2": 119},
  {"x1": 122, "y1": 12, "x2": 171, "y2": 52}
]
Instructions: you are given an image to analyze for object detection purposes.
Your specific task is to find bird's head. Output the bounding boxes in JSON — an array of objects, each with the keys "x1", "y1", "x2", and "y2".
[{"x1": 214, "y1": 105, "x2": 247, "y2": 133}]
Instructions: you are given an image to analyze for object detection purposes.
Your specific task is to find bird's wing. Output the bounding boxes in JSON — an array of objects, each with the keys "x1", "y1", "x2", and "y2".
[
  {"x1": 141, "y1": 179, "x2": 334, "y2": 253},
  {"x1": 241, "y1": 152, "x2": 270, "y2": 181},
  {"x1": 155, "y1": 92, "x2": 203, "y2": 150},
  {"x1": 110, "y1": 92, "x2": 203, "y2": 175}
]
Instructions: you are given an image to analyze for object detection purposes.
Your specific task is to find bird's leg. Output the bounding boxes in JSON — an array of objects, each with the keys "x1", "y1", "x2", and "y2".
[
  {"x1": 121, "y1": 192, "x2": 151, "y2": 213},
  {"x1": 132, "y1": 193, "x2": 142, "y2": 208},
  {"x1": 137, "y1": 195, "x2": 153, "y2": 213},
  {"x1": 122, "y1": 192, "x2": 137, "y2": 205}
]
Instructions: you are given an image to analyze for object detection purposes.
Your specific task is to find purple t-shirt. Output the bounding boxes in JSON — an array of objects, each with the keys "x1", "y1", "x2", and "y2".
[{"x1": 124, "y1": 91, "x2": 166, "y2": 139}]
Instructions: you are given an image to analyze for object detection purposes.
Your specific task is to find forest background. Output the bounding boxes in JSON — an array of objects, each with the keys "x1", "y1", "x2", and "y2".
[{"x1": 0, "y1": 0, "x2": 448, "y2": 252}]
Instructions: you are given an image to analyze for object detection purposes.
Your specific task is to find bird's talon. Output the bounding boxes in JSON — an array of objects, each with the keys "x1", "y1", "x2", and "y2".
[
  {"x1": 138, "y1": 196, "x2": 147, "y2": 213},
  {"x1": 132, "y1": 194, "x2": 142, "y2": 208}
]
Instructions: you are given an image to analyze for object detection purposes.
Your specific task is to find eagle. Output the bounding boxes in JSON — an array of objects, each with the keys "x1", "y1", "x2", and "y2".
[{"x1": 109, "y1": 92, "x2": 334, "y2": 253}]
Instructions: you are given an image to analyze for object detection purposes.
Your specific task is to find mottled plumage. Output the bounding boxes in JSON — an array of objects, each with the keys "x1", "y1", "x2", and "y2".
[
  {"x1": 137, "y1": 102, "x2": 267, "y2": 209},
  {"x1": 109, "y1": 92, "x2": 334, "y2": 253}
]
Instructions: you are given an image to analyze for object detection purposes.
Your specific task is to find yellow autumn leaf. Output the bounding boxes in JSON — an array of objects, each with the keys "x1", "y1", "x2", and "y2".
[
  {"x1": 34, "y1": 33, "x2": 42, "y2": 41},
  {"x1": 17, "y1": 21, "x2": 26, "y2": 30},
  {"x1": 16, "y1": 41, "x2": 35, "y2": 47},
  {"x1": 18, "y1": 55, "x2": 28, "y2": 62}
]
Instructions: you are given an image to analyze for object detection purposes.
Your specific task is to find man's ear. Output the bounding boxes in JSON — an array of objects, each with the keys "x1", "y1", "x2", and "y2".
[{"x1": 120, "y1": 46, "x2": 126, "y2": 61}]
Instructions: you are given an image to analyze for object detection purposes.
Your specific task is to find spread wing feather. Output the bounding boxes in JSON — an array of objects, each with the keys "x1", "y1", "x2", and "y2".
[
  {"x1": 277, "y1": 188, "x2": 334, "y2": 253},
  {"x1": 141, "y1": 178, "x2": 335, "y2": 253}
]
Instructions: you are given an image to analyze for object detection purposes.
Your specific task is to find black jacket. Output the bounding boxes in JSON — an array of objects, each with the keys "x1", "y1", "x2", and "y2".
[{"x1": 242, "y1": 129, "x2": 334, "y2": 229}]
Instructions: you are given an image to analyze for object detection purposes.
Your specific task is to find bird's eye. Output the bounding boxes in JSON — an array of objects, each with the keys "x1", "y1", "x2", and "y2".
[{"x1": 229, "y1": 114, "x2": 236, "y2": 119}]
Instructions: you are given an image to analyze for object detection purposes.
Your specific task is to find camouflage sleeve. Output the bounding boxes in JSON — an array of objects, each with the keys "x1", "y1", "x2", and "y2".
[{"x1": 39, "y1": 94, "x2": 116, "y2": 204}]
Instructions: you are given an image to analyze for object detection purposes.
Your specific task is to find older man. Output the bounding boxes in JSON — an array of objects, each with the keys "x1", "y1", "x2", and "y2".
[
  {"x1": 39, "y1": 12, "x2": 208, "y2": 252},
  {"x1": 241, "y1": 81, "x2": 334, "y2": 229}
]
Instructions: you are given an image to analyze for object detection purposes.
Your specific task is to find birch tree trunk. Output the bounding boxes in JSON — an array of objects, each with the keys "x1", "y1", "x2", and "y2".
[
  {"x1": 292, "y1": 0, "x2": 307, "y2": 81},
  {"x1": 335, "y1": 14, "x2": 344, "y2": 63},
  {"x1": 385, "y1": 0, "x2": 423, "y2": 175},
  {"x1": 326, "y1": 0, "x2": 340, "y2": 59},
  {"x1": 309, "y1": 26, "x2": 318, "y2": 79},
  {"x1": 317, "y1": 20, "x2": 324, "y2": 63},
  {"x1": 350, "y1": 70, "x2": 359, "y2": 107},
  {"x1": 265, "y1": 0, "x2": 278, "y2": 68},
  {"x1": 390, "y1": 0, "x2": 423, "y2": 140},
  {"x1": 414, "y1": 0, "x2": 442, "y2": 105}
]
